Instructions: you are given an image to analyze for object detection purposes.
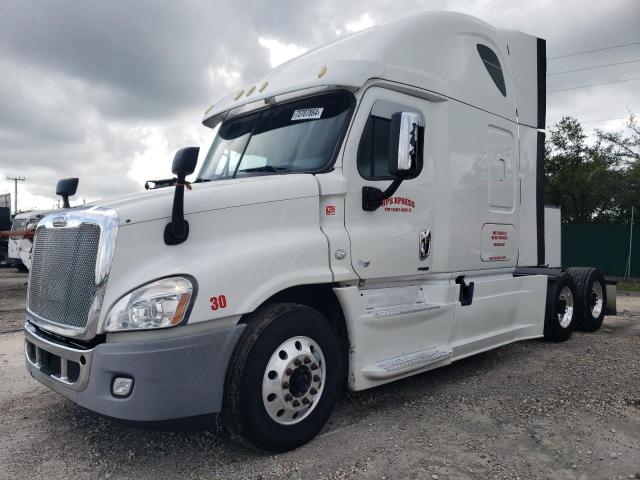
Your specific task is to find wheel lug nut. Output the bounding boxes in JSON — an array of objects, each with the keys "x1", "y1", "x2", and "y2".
[
  {"x1": 285, "y1": 394, "x2": 293, "y2": 402},
  {"x1": 292, "y1": 400, "x2": 300, "y2": 407},
  {"x1": 313, "y1": 375, "x2": 321, "y2": 382},
  {"x1": 294, "y1": 359, "x2": 302, "y2": 366},
  {"x1": 286, "y1": 368, "x2": 293, "y2": 375},
  {"x1": 311, "y1": 363, "x2": 318, "y2": 370},
  {"x1": 282, "y1": 382, "x2": 289, "y2": 389},
  {"x1": 303, "y1": 357, "x2": 311, "y2": 364},
  {"x1": 302, "y1": 397, "x2": 310, "y2": 405},
  {"x1": 309, "y1": 387, "x2": 317, "y2": 395}
]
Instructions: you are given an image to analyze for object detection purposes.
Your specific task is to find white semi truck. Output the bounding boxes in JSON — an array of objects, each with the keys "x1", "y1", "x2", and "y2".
[
  {"x1": 24, "y1": 12, "x2": 614, "y2": 451},
  {"x1": 3, "y1": 179, "x2": 79, "y2": 271},
  {"x1": 6, "y1": 210, "x2": 54, "y2": 271}
]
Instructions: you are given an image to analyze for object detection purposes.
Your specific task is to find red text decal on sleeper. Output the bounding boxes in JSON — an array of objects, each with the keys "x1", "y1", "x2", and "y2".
[
  {"x1": 491, "y1": 230, "x2": 509, "y2": 247},
  {"x1": 325, "y1": 205, "x2": 336, "y2": 216}
]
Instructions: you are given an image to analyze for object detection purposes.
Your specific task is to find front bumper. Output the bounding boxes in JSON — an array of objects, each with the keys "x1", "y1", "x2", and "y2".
[{"x1": 25, "y1": 321, "x2": 245, "y2": 422}]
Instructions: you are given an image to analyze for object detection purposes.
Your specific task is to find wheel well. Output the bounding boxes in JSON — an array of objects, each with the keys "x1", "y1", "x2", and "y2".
[{"x1": 243, "y1": 284, "x2": 349, "y2": 378}]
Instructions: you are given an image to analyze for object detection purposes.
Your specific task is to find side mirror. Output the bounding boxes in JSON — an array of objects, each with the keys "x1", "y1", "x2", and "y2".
[
  {"x1": 56, "y1": 178, "x2": 79, "y2": 209},
  {"x1": 388, "y1": 112, "x2": 420, "y2": 175},
  {"x1": 362, "y1": 112, "x2": 421, "y2": 212},
  {"x1": 165, "y1": 147, "x2": 199, "y2": 245}
]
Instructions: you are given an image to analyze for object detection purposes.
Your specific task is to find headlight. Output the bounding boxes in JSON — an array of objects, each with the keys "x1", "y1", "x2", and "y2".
[{"x1": 104, "y1": 277, "x2": 194, "y2": 332}]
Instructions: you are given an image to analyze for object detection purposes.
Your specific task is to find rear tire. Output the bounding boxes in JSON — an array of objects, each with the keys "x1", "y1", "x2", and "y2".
[
  {"x1": 566, "y1": 267, "x2": 607, "y2": 332},
  {"x1": 543, "y1": 273, "x2": 577, "y2": 342},
  {"x1": 222, "y1": 303, "x2": 342, "y2": 452}
]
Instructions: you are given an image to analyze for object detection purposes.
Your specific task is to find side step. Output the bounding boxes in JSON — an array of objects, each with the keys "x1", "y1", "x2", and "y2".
[
  {"x1": 369, "y1": 303, "x2": 440, "y2": 318},
  {"x1": 362, "y1": 347, "x2": 453, "y2": 380}
]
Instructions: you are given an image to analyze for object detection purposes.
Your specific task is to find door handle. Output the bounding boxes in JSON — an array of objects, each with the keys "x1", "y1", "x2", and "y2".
[{"x1": 419, "y1": 230, "x2": 431, "y2": 260}]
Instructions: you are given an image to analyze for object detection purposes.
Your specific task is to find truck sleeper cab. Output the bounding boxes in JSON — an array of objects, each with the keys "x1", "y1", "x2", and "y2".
[{"x1": 24, "y1": 11, "x2": 613, "y2": 452}]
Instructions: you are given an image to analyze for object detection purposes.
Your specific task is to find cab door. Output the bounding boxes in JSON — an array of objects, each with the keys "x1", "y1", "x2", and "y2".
[{"x1": 343, "y1": 87, "x2": 433, "y2": 280}]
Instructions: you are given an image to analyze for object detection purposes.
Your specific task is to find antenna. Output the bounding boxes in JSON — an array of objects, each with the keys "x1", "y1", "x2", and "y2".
[{"x1": 6, "y1": 176, "x2": 26, "y2": 215}]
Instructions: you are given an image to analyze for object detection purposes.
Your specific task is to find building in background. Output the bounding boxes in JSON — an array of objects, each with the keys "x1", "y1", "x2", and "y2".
[{"x1": 0, "y1": 193, "x2": 10, "y2": 210}]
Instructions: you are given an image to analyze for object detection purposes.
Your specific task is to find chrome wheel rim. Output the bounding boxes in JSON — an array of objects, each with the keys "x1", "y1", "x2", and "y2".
[
  {"x1": 590, "y1": 281, "x2": 604, "y2": 318},
  {"x1": 558, "y1": 286, "x2": 574, "y2": 328},
  {"x1": 262, "y1": 336, "x2": 325, "y2": 425}
]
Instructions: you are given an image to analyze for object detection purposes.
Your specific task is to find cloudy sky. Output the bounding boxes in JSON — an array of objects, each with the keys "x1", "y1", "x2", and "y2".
[{"x1": 1, "y1": 0, "x2": 638, "y2": 211}]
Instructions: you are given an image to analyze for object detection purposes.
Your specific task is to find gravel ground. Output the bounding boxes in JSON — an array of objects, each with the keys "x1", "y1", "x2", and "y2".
[
  {"x1": 0, "y1": 268, "x2": 27, "y2": 334},
  {"x1": 0, "y1": 268, "x2": 638, "y2": 480}
]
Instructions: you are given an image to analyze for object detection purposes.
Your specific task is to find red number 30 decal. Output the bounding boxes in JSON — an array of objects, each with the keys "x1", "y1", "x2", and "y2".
[{"x1": 209, "y1": 295, "x2": 228, "y2": 311}]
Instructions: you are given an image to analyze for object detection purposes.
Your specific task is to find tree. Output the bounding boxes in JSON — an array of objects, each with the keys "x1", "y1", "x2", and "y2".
[
  {"x1": 544, "y1": 117, "x2": 623, "y2": 223},
  {"x1": 596, "y1": 113, "x2": 640, "y2": 223},
  {"x1": 596, "y1": 113, "x2": 640, "y2": 164}
]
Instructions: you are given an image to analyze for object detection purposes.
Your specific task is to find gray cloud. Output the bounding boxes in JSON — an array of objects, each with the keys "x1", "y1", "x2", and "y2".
[{"x1": 0, "y1": 0, "x2": 638, "y2": 209}]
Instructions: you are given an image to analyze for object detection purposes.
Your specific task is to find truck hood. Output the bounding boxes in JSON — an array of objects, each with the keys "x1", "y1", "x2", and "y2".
[{"x1": 90, "y1": 174, "x2": 320, "y2": 226}]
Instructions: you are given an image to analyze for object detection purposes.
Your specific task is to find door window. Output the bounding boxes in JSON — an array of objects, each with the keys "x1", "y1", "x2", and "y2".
[{"x1": 357, "y1": 113, "x2": 423, "y2": 180}]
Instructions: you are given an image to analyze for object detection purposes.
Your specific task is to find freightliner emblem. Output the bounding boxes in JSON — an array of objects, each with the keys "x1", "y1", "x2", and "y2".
[{"x1": 52, "y1": 215, "x2": 68, "y2": 227}]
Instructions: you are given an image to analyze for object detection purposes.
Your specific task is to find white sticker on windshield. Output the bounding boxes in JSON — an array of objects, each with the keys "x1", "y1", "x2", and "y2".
[{"x1": 291, "y1": 108, "x2": 324, "y2": 121}]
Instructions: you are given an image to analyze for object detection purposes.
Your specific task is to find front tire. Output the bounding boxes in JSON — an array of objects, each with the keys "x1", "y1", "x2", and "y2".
[
  {"x1": 566, "y1": 267, "x2": 607, "y2": 332},
  {"x1": 544, "y1": 273, "x2": 577, "y2": 342},
  {"x1": 223, "y1": 303, "x2": 342, "y2": 452}
]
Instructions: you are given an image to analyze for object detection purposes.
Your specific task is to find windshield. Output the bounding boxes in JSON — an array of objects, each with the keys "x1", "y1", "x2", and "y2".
[
  {"x1": 198, "y1": 91, "x2": 353, "y2": 181},
  {"x1": 11, "y1": 218, "x2": 27, "y2": 231}
]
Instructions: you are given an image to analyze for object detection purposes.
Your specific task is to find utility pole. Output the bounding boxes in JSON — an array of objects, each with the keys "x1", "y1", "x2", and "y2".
[{"x1": 6, "y1": 176, "x2": 26, "y2": 215}]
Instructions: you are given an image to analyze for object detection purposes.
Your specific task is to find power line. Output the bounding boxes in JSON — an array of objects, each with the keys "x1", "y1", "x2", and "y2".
[
  {"x1": 547, "y1": 59, "x2": 640, "y2": 76},
  {"x1": 548, "y1": 41, "x2": 640, "y2": 60},
  {"x1": 580, "y1": 116, "x2": 629, "y2": 124},
  {"x1": 547, "y1": 76, "x2": 640, "y2": 93}
]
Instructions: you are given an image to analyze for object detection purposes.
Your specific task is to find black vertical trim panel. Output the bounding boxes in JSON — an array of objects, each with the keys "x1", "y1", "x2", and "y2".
[
  {"x1": 536, "y1": 131, "x2": 545, "y2": 266},
  {"x1": 536, "y1": 37, "x2": 547, "y2": 264},
  {"x1": 537, "y1": 37, "x2": 547, "y2": 130}
]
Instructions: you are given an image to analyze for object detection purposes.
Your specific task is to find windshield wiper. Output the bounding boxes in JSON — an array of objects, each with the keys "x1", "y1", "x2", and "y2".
[{"x1": 238, "y1": 166, "x2": 288, "y2": 175}]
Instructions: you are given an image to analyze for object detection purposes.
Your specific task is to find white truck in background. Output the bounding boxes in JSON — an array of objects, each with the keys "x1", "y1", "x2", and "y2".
[
  {"x1": 3, "y1": 179, "x2": 79, "y2": 271},
  {"x1": 24, "y1": 12, "x2": 614, "y2": 451},
  {"x1": 6, "y1": 211, "x2": 54, "y2": 271}
]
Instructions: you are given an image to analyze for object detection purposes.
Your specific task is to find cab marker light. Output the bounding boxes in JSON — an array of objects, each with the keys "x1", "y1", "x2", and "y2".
[
  {"x1": 318, "y1": 65, "x2": 327, "y2": 78},
  {"x1": 246, "y1": 85, "x2": 256, "y2": 96},
  {"x1": 234, "y1": 89, "x2": 245, "y2": 100},
  {"x1": 259, "y1": 81, "x2": 269, "y2": 92}
]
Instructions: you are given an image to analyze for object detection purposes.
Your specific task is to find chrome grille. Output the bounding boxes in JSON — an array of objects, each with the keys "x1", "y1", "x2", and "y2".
[{"x1": 28, "y1": 224, "x2": 101, "y2": 328}]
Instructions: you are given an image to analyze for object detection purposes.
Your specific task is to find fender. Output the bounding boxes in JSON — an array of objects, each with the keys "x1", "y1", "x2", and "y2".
[{"x1": 99, "y1": 184, "x2": 332, "y2": 332}]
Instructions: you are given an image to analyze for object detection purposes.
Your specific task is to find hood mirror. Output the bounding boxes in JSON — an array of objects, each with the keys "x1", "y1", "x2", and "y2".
[
  {"x1": 56, "y1": 178, "x2": 79, "y2": 209},
  {"x1": 164, "y1": 147, "x2": 199, "y2": 245}
]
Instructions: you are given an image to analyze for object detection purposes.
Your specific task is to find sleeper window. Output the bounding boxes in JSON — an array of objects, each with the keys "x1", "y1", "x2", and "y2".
[{"x1": 477, "y1": 44, "x2": 507, "y2": 97}]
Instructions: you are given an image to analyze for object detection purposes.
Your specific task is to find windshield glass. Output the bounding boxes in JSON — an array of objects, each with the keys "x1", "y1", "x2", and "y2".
[
  {"x1": 11, "y1": 218, "x2": 27, "y2": 231},
  {"x1": 198, "y1": 91, "x2": 353, "y2": 181}
]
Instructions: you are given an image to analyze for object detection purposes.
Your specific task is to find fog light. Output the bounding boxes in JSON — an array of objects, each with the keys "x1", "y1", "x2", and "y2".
[{"x1": 112, "y1": 377, "x2": 133, "y2": 397}]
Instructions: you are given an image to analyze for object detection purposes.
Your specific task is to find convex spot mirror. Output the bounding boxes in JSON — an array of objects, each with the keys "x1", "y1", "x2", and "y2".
[{"x1": 388, "y1": 111, "x2": 420, "y2": 174}]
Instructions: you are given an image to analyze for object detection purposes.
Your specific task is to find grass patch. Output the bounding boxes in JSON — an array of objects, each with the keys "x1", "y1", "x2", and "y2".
[{"x1": 617, "y1": 281, "x2": 640, "y2": 292}]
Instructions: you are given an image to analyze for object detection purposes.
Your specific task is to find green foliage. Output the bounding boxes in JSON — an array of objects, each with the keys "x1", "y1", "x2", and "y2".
[{"x1": 545, "y1": 114, "x2": 639, "y2": 224}]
